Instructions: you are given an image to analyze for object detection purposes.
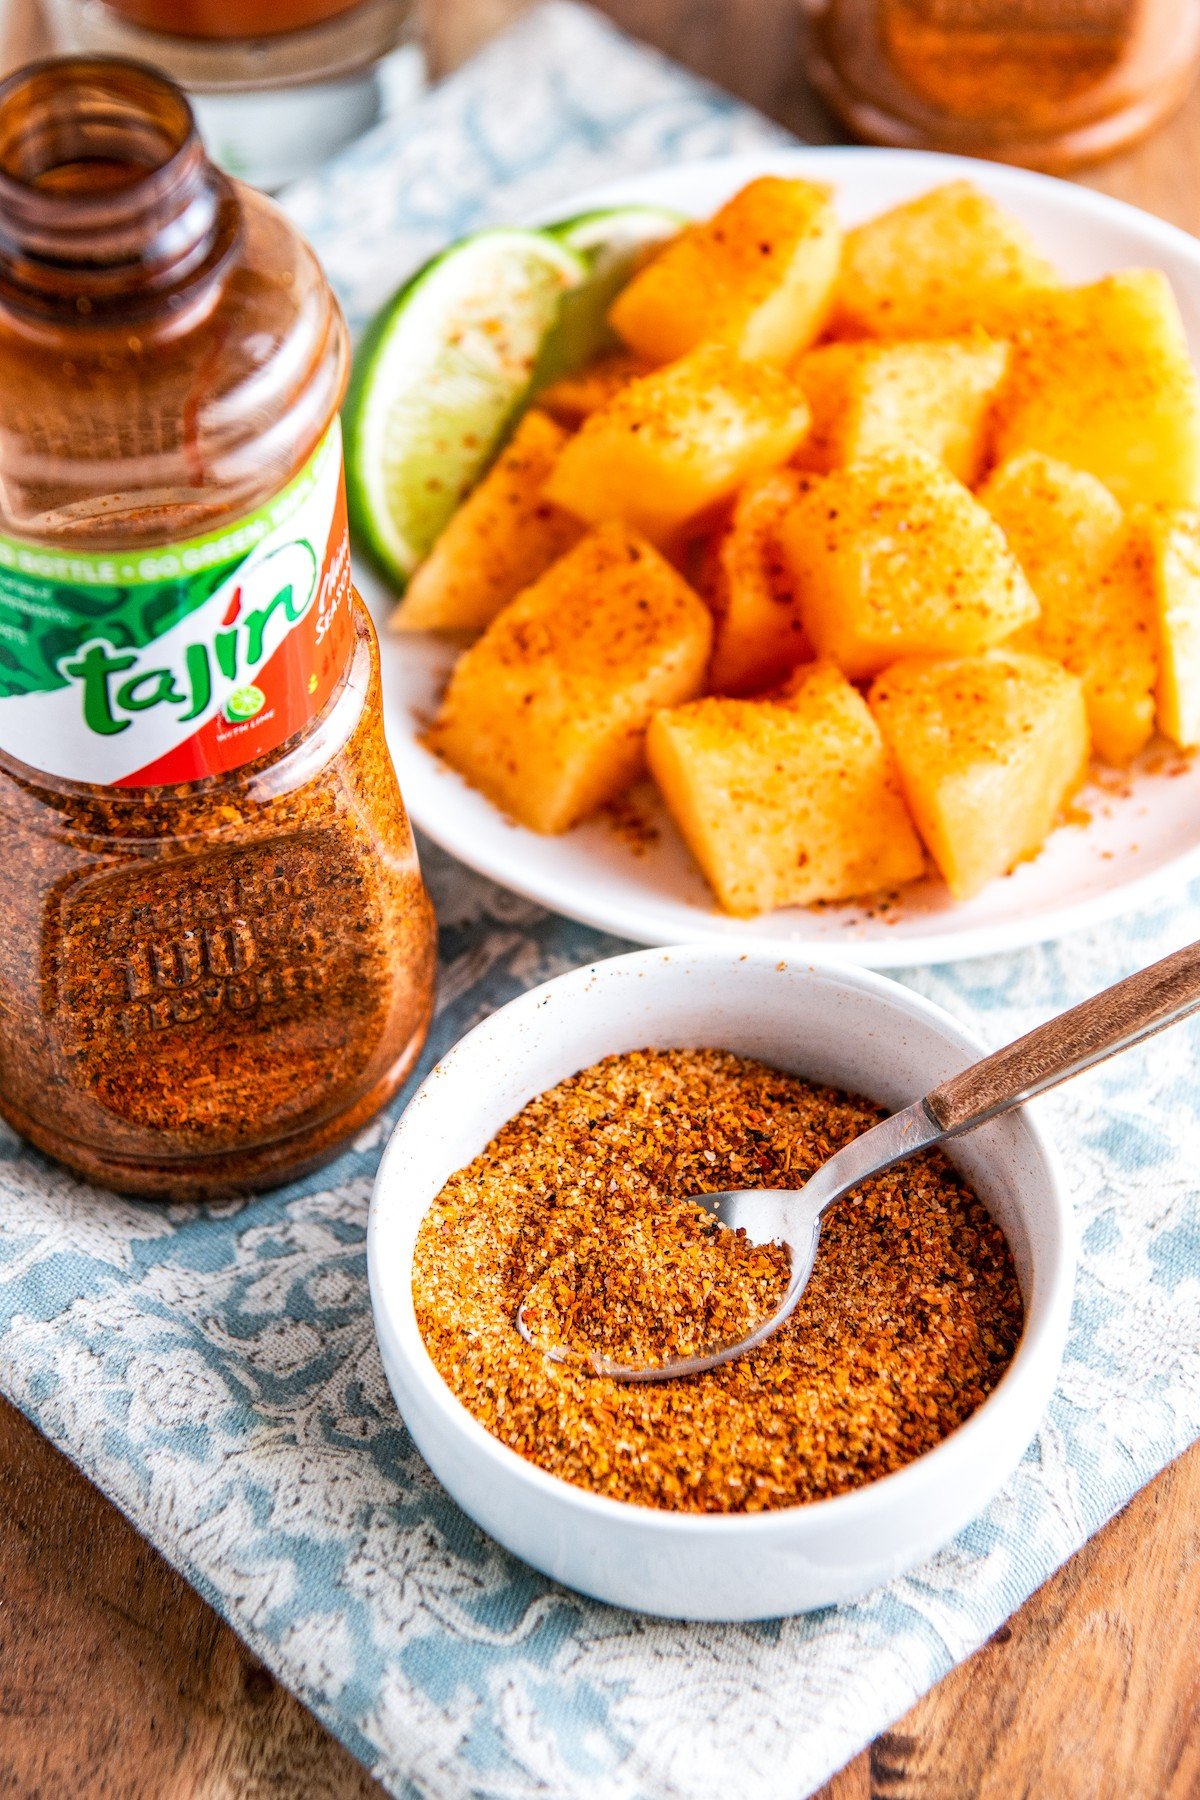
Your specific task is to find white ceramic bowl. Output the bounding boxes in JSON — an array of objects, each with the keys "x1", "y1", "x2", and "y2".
[{"x1": 368, "y1": 946, "x2": 1075, "y2": 1620}]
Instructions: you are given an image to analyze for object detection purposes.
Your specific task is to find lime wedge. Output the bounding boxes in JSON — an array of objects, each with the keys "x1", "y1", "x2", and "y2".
[
  {"x1": 344, "y1": 229, "x2": 585, "y2": 588},
  {"x1": 532, "y1": 205, "x2": 687, "y2": 389}
]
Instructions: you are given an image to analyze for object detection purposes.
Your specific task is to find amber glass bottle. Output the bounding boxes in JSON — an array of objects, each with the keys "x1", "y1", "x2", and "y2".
[{"x1": 0, "y1": 57, "x2": 436, "y2": 1198}]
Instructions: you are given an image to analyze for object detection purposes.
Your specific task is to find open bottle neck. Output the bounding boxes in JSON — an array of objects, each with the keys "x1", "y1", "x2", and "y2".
[{"x1": 0, "y1": 55, "x2": 239, "y2": 324}]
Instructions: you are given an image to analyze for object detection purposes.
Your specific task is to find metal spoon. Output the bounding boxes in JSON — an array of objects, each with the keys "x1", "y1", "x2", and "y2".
[{"x1": 517, "y1": 938, "x2": 1200, "y2": 1382}]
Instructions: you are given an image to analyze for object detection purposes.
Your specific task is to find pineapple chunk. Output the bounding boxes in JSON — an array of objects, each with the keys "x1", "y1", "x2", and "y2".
[
  {"x1": 793, "y1": 334, "x2": 1009, "y2": 484},
  {"x1": 428, "y1": 523, "x2": 711, "y2": 834},
  {"x1": 647, "y1": 661, "x2": 924, "y2": 916},
  {"x1": 869, "y1": 651, "x2": 1089, "y2": 901},
  {"x1": 991, "y1": 271, "x2": 1200, "y2": 509},
  {"x1": 833, "y1": 181, "x2": 1058, "y2": 339},
  {"x1": 392, "y1": 411, "x2": 581, "y2": 633},
  {"x1": 609, "y1": 177, "x2": 842, "y2": 366},
  {"x1": 979, "y1": 451, "x2": 1156, "y2": 764},
  {"x1": 702, "y1": 469, "x2": 810, "y2": 695},
  {"x1": 537, "y1": 351, "x2": 652, "y2": 428},
  {"x1": 780, "y1": 448, "x2": 1039, "y2": 680},
  {"x1": 1134, "y1": 505, "x2": 1200, "y2": 748},
  {"x1": 543, "y1": 343, "x2": 811, "y2": 549}
]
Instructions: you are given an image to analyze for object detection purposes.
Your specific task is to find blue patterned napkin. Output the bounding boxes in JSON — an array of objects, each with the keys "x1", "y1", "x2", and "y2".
[{"x1": 3, "y1": 8, "x2": 1200, "y2": 1798}]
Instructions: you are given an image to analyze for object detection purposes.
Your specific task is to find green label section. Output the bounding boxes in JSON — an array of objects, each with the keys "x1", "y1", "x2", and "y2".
[{"x1": 0, "y1": 559, "x2": 242, "y2": 701}]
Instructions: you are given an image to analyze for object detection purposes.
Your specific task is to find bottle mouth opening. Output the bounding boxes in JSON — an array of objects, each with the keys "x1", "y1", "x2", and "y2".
[
  {"x1": 0, "y1": 56, "x2": 196, "y2": 214},
  {"x1": 0, "y1": 56, "x2": 238, "y2": 319}
]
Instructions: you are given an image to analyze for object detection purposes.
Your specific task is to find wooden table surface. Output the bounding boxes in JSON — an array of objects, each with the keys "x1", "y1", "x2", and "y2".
[{"x1": 1, "y1": 1, "x2": 1200, "y2": 1794}]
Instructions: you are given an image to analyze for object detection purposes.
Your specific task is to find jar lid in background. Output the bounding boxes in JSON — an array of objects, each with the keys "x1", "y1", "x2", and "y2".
[{"x1": 40, "y1": 0, "x2": 423, "y2": 188}]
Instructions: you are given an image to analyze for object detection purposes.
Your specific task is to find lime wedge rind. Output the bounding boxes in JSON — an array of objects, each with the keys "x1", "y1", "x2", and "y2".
[
  {"x1": 344, "y1": 228, "x2": 585, "y2": 589},
  {"x1": 532, "y1": 205, "x2": 687, "y2": 389},
  {"x1": 547, "y1": 203, "x2": 687, "y2": 259}
]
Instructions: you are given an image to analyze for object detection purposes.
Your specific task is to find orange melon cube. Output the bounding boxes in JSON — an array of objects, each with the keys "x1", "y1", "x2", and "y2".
[
  {"x1": 991, "y1": 270, "x2": 1200, "y2": 510},
  {"x1": 793, "y1": 334, "x2": 1009, "y2": 484},
  {"x1": 1134, "y1": 504, "x2": 1200, "y2": 749},
  {"x1": 647, "y1": 661, "x2": 924, "y2": 915},
  {"x1": 701, "y1": 469, "x2": 810, "y2": 695},
  {"x1": 543, "y1": 343, "x2": 811, "y2": 549},
  {"x1": 979, "y1": 451, "x2": 1157, "y2": 765},
  {"x1": 537, "y1": 352, "x2": 652, "y2": 428},
  {"x1": 392, "y1": 410, "x2": 581, "y2": 633},
  {"x1": 780, "y1": 449, "x2": 1039, "y2": 680},
  {"x1": 429, "y1": 524, "x2": 712, "y2": 834},
  {"x1": 869, "y1": 651, "x2": 1089, "y2": 900},
  {"x1": 833, "y1": 181, "x2": 1058, "y2": 339},
  {"x1": 609, "y1": 177, "x2": 841, "y2": 365}
]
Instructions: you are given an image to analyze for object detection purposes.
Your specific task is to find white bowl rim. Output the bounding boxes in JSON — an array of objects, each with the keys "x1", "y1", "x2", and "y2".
[{"x1": 369, "y1": 943, "x2": 1076, "y2": 1539}]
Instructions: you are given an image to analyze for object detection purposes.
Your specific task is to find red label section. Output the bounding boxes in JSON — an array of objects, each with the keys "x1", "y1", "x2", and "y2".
[{"x1": 124, "y1": 484, "x2": 353, "y2": 788}]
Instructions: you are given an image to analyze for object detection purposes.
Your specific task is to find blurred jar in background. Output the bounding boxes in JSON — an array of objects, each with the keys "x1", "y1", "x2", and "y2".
[
  {"x1": 42, "y1": 0, "x2": 421, "y2": 188},
  {"x1": 802, "y1": 0, "x2": 1200, "y2": 170}
]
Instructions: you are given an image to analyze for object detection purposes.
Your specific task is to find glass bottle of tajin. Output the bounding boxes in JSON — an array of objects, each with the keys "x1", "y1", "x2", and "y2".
[{"x1": 0, "y1": 56, "x2": 436, "y2": 1199}]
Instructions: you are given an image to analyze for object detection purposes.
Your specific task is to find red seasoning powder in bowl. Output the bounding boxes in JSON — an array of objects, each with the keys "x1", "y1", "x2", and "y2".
[{"x1": 412, "y1": 1048, "x2": 1024, "y2": 1513}]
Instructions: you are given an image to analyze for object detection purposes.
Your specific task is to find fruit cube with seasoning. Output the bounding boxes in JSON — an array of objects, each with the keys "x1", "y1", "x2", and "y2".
[
  {"x1": 832, "y1": 180, "x2": 1059, "y2": 339},
  {"x1": 646, "y1": 660, "x2": 924, "y2": 915},
  {"x1": 991, "y1": 270, "x2": 1200, "y2": 510},
  {"x1": 609, "y1": 177, "x2": 842, "y2": 366},
  {"x1": 869, "y1": 651, "x2": 1089, "y2": 901},
  {"x1": 700, "y1": 468, "x2": 810, "y2": 695},
  {"x1": 543, "y1": 343, "x2": 812, "y2": 549},
  {"x1": 536, "y1": 351, "x2": 652, "y2": 428},
  {"x1": 392, "y1": 411, "x2": 581, "y2": 633},
  {"x1": 780, "y1": 448, "x2": 1039, "y2": 680},
  {"x1": 1134, "y1": 504, "x2": 1200, "y2": 749},
  {"x1": 429, "y1": 523, "x2": 712, "y2": 833},
  {"x1": 793, "y1": 334, "x2": 1009, "y2": 484},
  {"x1": 979, "y1": 451, "x2": 1156, "y2": 765}
]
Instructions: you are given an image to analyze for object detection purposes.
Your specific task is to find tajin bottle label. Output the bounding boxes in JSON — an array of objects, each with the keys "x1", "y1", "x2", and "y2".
[{"x1": 0, "y1": 422, "x2": 352, "y2": 786}]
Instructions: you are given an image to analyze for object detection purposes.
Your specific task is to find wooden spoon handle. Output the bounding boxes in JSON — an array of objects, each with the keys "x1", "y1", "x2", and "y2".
[{"x1": 925, "y1": 939, "x2": 1200, "y2": 1136}]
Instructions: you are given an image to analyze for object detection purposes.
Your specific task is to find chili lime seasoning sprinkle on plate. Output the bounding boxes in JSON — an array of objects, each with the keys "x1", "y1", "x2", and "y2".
[{"x1": 412, "y1": 1048, "x2": 1024, "y2": 1513}]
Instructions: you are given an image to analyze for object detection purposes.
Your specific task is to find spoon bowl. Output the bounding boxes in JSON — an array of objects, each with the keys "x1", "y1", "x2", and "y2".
[
  {"x1": 514, "y1": 1190, "x2": 822, "y2": 1381},
  {"x1": 515, "y1": 1099, "x2": 939, "y2": 1379}
]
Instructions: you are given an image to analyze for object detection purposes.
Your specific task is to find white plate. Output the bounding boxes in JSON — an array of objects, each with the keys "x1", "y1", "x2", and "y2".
[{"x1": 360, "y1": 146, "x2": 1200, "y2": 968}]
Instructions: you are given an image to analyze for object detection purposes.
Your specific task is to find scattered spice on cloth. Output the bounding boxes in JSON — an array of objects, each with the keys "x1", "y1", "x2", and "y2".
[{"x1": 413, "y1": 1048, "x2": 1025, "y2": 1513}]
